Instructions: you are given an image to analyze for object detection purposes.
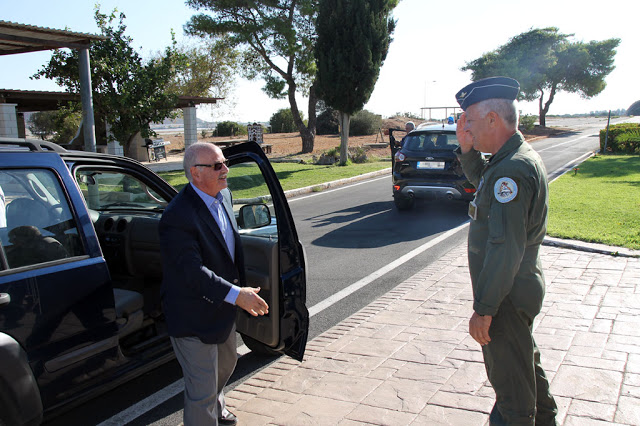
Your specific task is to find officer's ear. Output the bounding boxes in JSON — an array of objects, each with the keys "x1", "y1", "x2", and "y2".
[{"x1": 487, "y1": 111, "x2": 498, "y2": 126}]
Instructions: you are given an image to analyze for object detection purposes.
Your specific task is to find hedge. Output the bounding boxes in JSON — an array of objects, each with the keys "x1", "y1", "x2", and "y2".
[{"x1": 599, "y1": 123, "x2": 640, "y2": 154}]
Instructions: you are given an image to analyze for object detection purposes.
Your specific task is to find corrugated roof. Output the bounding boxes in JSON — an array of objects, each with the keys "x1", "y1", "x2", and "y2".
[
  {"x1": 0, "y1": 20, "x2": 106, "y2": 55},
  {"x1": 0, "y1": 89, "x2": 222, "y2": 112}
]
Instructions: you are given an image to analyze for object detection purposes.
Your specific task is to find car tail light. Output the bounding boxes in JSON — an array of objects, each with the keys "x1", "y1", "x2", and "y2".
[
  {"x1": 464, "y1": 188, "x2": 476, "y2": 193},
  {"x1": 393, "y1": 185, "x2": 401, "y2": 191},
  {"x1": 395, "y1": 152, "x2": 405, "y2": 162}
]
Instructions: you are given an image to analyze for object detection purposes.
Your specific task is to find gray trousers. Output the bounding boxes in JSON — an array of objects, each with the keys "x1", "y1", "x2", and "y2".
[{"x1": 171, "y1": 326, "x2": 237, "y2": 426}]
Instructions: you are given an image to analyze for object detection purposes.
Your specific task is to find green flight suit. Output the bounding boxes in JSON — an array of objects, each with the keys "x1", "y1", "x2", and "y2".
[{"x1": 456, "y1": 131, "x2": 557, "y2": 425}]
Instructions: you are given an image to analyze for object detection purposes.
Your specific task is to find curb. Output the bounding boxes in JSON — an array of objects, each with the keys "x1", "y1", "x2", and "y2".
[
  {"x1": 283, "y1": 168, "x2": 391, "y2": 199},
  {"x1": 542, "y1": 235, "x2": 640, "y2": 258}
]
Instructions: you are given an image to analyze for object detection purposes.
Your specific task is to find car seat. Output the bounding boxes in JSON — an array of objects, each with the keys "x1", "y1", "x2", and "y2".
[
  {"x1": 6, "y1": 198, "x2": 51, "y2": 230},
  {"x1": 435, "y1": 134, "x2": 448, "y2": 147}
]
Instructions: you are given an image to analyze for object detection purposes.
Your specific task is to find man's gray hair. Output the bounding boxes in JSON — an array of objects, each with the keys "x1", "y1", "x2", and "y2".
[
  {"x1": 183, "y1": 143, "x2": 217, "y2": 182},
  {"x1": 476, "y1": 98, "x2": 519, "y2": 130}
]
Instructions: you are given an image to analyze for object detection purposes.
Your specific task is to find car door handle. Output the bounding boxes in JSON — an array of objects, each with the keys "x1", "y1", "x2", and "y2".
[{"x1": 0, "y1": 293, "x2": 10, "y2": 308}]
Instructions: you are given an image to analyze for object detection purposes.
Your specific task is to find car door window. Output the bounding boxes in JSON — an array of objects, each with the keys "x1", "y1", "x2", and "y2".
[
  {"x1": 75, "y1": 169, "x2": 168, "y2": 211},
  {"x1": 0, "y1": 169, "x2": 85, "y2": 269},
  {"x1": 227, "y1": 162, "x2": 277, "y2": 239}
]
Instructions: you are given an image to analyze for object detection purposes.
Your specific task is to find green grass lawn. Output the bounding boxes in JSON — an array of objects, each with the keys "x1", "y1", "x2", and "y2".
[
  {"x1": 548, "y1": 154, "x2": 640, "y2": 250},
  {"x1": 159, "y1": 160, "x2": 391, "y2": 199}
]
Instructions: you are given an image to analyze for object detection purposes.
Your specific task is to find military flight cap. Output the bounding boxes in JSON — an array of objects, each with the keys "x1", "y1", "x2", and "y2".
[{"x1": 455, "y1": 76, "x2": 520, "y2": 111}]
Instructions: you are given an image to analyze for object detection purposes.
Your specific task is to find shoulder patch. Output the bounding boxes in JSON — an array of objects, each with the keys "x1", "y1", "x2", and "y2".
[{"x1": 494, "y1": 177, "x2": 518, "y2": 203}]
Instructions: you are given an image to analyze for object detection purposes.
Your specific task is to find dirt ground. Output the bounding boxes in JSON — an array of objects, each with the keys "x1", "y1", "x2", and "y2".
[{"x1": 159, "y1": 116, "x2": 561, "y2": 162}]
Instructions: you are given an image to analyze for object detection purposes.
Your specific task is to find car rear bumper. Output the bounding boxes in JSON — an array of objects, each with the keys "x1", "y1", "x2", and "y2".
[{"x1": 393, "y1": 182, "x2": 474, "y2": 201}]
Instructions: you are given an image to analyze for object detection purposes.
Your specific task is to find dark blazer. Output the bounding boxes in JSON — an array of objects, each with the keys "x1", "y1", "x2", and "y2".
[{"x1": 159, "y1": 184, "x2": 245, "y2": 344}]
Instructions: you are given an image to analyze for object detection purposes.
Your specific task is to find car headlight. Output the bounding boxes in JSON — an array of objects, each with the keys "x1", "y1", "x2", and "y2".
[{"x1": 395, "y1": 152, "x2": 405, "y2": 162}]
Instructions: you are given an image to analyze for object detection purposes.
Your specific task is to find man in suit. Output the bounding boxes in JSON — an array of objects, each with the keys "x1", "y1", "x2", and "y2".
[{"x1": 160, "y1": 142, "x2": 269, "y2": 425}]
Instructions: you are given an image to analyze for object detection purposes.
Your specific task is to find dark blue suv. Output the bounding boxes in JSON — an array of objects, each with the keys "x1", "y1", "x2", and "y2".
[
  {"x1": 391, "y1": 123, "x2": 477, "y2": 210},
  {"x1": 0, "y1": 139, "x2": 308, "y2": 425}
]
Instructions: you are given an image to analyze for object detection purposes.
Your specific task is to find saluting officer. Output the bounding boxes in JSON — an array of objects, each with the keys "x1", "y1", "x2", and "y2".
[{"x1": 454, "y1": 77, "x2": 557, "y2": 425}]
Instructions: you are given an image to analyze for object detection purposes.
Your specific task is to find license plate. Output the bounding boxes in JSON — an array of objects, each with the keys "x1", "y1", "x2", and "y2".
[{"x1": 417, "y1": 161, "x2": 445, "y2": 169}]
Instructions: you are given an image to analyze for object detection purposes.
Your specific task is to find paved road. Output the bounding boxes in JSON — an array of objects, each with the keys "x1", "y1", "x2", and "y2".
[{"x1": 44, "y1": 116, "x2": 636, "y2": 425}]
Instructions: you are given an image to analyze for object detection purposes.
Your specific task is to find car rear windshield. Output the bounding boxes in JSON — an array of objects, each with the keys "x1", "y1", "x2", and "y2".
[{"x1": 403, "y1": 132, "x2": 458, "y2": 151}]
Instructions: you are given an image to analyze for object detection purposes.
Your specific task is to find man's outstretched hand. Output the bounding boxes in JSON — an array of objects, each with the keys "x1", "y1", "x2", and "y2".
[{"x1": 236, "y1": 287, "x2": 269, "y2": 316}]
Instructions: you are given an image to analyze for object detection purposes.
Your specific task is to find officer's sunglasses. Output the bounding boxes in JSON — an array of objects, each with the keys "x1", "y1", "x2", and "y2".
[{"x1": 194, "y1": 160, "x2": 229, "y2": 171}]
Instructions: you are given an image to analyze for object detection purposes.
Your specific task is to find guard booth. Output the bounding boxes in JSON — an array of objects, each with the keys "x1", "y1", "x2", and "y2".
[{"x1": 144, "y1": 138, "x2": 170, "y2": 162}]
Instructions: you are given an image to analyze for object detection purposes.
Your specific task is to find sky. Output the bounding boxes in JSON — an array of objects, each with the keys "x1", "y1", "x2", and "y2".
[{"x1": 2, "y1": 0, "x2": 638, "y2": 123}]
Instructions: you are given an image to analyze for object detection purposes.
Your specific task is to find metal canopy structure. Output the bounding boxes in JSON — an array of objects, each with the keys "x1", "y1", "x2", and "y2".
[
  {"x1": 0, "y1": 89, "x2": 222, "y2": 112},
  {"x1": 0, "y1": 20, "x2": 106, "y2": 55},
  {"x1": 0, "y1": 20, "x2": 104, "y2": 151},
  {"x1": 1, "y1": 21, "x2": 224, "y2": 156}
]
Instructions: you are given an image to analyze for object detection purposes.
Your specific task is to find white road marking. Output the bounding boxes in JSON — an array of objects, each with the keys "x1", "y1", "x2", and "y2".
[{"x1": 536, "y1": 134, "x2": 594, "y2": 152}]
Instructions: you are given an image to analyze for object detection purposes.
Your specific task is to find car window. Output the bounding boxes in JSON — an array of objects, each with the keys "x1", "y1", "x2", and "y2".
[
  {"x1": 404, "y1": 132, "x2": 458, "y2": 151},
  {"x1": 75, "y1": 169, "x2": 169, "y2": 211},
  {"x1": 227, "y1": 162, "x2": 277, "y2": 239},
  {"x1": 0, "y1": 169, "x2": 86, "y2": 270}
]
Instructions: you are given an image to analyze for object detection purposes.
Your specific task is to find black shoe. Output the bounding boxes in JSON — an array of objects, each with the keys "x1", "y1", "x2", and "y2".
[{"x1": 219, "y1": 411, "x2": 237, "y2": 426}]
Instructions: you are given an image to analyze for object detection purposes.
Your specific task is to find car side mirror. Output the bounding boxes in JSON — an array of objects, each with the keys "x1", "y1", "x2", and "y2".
[{"x1": 238, "y1": 204, "x2": 271, "y2": 229}]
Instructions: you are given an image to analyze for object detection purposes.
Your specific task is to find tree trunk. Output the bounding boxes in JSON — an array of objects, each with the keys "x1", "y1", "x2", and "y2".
[
  {"x1": 538, "y1": 84, "x2": 557, "y2": 128},
  {"x1": 339, "y1": 111, "x2": 350, "y2": 166},
  {"x1": 538, "y1": 87, "x2": 546, "y2": 128},
  {"x1": 288, "y1": 79, "x2": 316, "y2": 153}
]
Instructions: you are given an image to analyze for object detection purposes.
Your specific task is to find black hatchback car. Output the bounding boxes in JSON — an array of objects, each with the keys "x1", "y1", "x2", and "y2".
[
  {"x1": 391, "y1": 122, "x2": 478, "y2": 210},
  {"x1": 0, "y1": 139, "x2": 308, "y2": 425}
]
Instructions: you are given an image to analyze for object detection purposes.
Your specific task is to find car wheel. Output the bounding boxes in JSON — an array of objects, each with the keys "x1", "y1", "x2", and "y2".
[
  {"x1": 241, "y1": 334, "x2": 280, "y2": 357},
  {"x1": 394, "y1": 196, "x2": 415, "y2": 210}
]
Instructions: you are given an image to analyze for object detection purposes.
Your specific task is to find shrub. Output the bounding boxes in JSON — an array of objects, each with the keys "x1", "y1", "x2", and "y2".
[
  {"x1": 599, "y1": 123, "x2": 640, "y2": 154},
  {"x1": 316, "y1": 108, "x2": 340, "y2": 135},
  {"x1": 349, "y1": 146, "x2": 368, "y2": 163},
  {"x1": 350, "y1": 109, "x2": 382, "y2": 136},
  {"x1": 519, "y1": 114, "x2": 537, "y2": 132},
  {"x1": 216, "y1": 121, "x2": 246, "y2": 137},
  {"x1": 270, "y1": 108, "x2": 302, "y2": 133}
]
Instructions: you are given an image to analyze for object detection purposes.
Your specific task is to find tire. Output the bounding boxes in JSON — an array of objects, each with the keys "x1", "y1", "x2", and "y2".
[
  {"x1": 241, "y1": 334, "x2": 280, "y2": 357},
  {"x1": 394, "y1": 196, "x2": 415, "y2": 210}
]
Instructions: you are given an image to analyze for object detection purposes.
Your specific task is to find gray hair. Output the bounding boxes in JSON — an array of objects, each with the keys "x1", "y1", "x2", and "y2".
[
  {"x1": 475, "y1": 99, "x2": 519, "y2": 131},
  {"x1": 183, "y1": 143, "x2": 218, "y2": 182}
]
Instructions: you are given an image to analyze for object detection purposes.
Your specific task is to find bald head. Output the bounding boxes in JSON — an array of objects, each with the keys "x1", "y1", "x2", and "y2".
[{"x1": 183, "y1": 143, "x2": 223, "y2": 183}]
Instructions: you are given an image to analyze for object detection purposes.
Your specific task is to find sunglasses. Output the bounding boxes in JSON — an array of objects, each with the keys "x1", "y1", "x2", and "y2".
[{"x1": 194, "y1": 160, "x2": 229, "y2": 171}]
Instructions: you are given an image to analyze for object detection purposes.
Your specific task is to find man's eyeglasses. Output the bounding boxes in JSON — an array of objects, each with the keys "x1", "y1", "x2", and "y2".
[{"x1": 194, "y1": 160, "x2": 229, "y2": 171}]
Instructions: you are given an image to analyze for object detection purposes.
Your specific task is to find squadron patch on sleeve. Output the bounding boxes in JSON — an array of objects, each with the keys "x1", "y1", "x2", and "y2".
[{"x1": 494, "y1": 177, "x2": 518, "y2": 203}]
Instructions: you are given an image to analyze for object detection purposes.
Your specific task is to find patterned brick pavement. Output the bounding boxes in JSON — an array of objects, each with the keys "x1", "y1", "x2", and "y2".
[{"x1": 224, "y1": 243, "x2": 640, "y2": 425}]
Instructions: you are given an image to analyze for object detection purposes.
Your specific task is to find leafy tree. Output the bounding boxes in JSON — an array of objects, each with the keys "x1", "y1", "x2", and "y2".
[
  {"x1": 315, "y1": 0, "x2": 396, "y2": 164},
  {"x1": 270, "y1": 108, "x2": 303, "y2": 133},
  {"x1": 316, "y1": 107, "x2": 340, "y2": 135},
  {"x1": 462, "y1": 28, "x2": 619, "y2": 127},
  {"x1": 33, "y1": 8, "x2": 183, "y2": 157},
  {"x1": 628, "y1": 101, "x2": 640, "y2": 116},
  {"x1": 27, "y1": 111, "x2": 57, "y2": 140},
  {"x1": 185, "y1": 0, "x2": 319, "y2": 153},
  {"x1": 27, "y1": 106, "x2": 82, "y2": 144},
  {"x1": 165, "y1": 37, "x2": 240, "y2": 98}
]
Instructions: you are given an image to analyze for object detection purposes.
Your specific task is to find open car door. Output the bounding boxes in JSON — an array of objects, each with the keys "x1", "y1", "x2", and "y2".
[{"x1": 224, "y1": 143, "x2": 308, "y2": 361}]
